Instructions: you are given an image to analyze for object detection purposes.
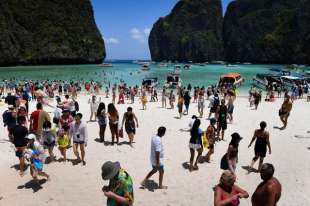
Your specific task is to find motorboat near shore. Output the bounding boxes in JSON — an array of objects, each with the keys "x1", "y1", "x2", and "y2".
[
  {"x1": 165, "y1": 72, "x2": 181, "y2": 88},
  {"x1": 218, "y1": 73, "x2": 244, "y2": 88},
  {"x1": 141, "y1": 64, "x2": 150, "y2": 71},
  {"x1": 99, "y1": 63, "x2": 113, "y2": 67},
  {"x1": 142, "y1": 77, "x2": 158, "y2": 88}
]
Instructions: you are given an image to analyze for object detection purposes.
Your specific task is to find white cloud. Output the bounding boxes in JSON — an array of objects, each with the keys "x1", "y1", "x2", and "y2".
[
  {"x1": 104, "y1": 37, "x2": 120, "y2": 44},
  {"x1": 143, "y1": 28, "x2": 151, "y2": 36},
  {"x1": 130, "y1": 27, "x2": 150, "y2": 44}
]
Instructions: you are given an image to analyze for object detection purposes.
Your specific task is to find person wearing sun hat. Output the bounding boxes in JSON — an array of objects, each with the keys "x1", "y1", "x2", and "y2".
[
  {"x1": 220, "y1": 132, "x2": 243, "y2": 175},
  {"x1": 101, "y1": 161, "x2": 134, "y2": 206}
]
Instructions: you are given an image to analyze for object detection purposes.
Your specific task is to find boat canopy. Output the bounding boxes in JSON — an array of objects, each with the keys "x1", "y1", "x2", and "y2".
[
  {"x1": 281, "y1": 76, "x2": 302, "y2": 80},
  {"x1": 221, "y1": 73, "x2": 241, "y2": 78}
]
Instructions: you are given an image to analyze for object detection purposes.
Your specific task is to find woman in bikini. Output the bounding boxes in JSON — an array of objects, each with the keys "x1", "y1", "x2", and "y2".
[
  {"x1": 107, "y1": 103, "x2": 119, "y2": 145},
  {"x1": 248, "y1": 121, "x2": 271, "y2": 172},
  {"x1": 121, "y1": 107, "x2": 139, "y2": 147}
]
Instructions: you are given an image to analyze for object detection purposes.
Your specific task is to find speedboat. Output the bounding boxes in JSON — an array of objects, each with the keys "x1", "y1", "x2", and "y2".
[
  {"x1": 141, "y1": 64, "x2": 150, "y2": 71},
  {"x1": 218, "y1": 73, "x2": 244, "y2": 88},
  {"x1": 142, "y1": 77, "x2": 158, "y2": 87},
  {"x1": 184, "y1": 64, "x2": 191, "y2": 70},
  {"x1": 99, "y1": 63, "x2": 113, "y2": 67}
]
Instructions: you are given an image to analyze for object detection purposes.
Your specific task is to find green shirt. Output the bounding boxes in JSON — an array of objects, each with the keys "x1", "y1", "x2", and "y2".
[{"x1": 107, "y1": 169, "x2": 134, "y2": 206}]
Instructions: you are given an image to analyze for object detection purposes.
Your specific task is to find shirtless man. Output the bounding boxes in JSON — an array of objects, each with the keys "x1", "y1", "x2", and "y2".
[
  {"x1": 227, "y1": 91, "x2": 235, "y2": 123},
  {"x1": 279, "y1": 95, "x2": 293, "y2": 130},
  {"x1": 252, "y1": 163, "x2": 281, "y2": 206}
]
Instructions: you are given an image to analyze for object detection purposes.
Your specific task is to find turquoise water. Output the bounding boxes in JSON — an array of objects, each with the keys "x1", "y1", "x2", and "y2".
[{"x1": 0, "y1": 62, "x2": 308, "y2": 91}]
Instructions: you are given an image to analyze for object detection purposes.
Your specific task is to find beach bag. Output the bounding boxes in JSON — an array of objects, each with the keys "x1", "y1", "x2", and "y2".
[
  {"x1": 220, "y1": 153, "x2": 229, "y2": 170},
  {"x1": 202, "y1": 132, "x2": 209, "y2": 148}
]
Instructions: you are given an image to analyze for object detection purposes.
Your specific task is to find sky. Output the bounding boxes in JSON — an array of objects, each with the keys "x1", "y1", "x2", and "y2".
[{"x1": 91, "y1": 0, "x2": 233, "y2": 60}]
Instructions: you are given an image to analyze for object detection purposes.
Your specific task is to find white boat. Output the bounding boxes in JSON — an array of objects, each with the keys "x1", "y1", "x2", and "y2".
[
  {"x1": 99, "y1": 63, "x2": 113, "y2": 67},
  {"x1": 174, "y1": 65, "x2": 181, "y2": 74},
  {"x1": 218, "y1": 73, "x2": 245, "y2": 88},
  {"x1": 141, "y1": 64, "x2": 150, "y2": 71},
  {"x1": 184, "y1": 64, "x2": 191, "y2": 70},
  {"x1": 158, "y1": 63, "x2": 168, "y2": 67},
  {"x1": 142, "y1": 77, "x2": 158, "y2": 87}
]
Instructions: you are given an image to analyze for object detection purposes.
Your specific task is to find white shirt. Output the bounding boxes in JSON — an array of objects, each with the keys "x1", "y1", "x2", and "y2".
[
  {"x1": 54, "y1": 107, "x2": 62, "y2": 119},
  {"x1": 70, "y1": 121, "x2": 88, "y2": 143},
  {"x1": 150, "y1": 135, "x2": 164, "y2": 166}
]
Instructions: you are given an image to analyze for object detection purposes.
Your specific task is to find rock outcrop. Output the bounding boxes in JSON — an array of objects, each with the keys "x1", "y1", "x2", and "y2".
[
  {"x1": 0, "y1": 0, "x2": 105, "y2": 66},
  {"x1": 149, "y1": 0, "x2": 223, "y2": 63},
  {"x1": 223, "y1": 0, "x2": 310, "y2": 64}
]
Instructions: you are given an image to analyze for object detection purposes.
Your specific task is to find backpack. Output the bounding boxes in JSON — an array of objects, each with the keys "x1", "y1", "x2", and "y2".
[
  {"x1": 2, "y1": 110, "x2": 10, "y2": 126},
  {"x1": 74, "y1": 101, "x2": 79, "y2": 112},
  {"x1": 213, "y1": 97, "x2": 220, "y2": 108}
]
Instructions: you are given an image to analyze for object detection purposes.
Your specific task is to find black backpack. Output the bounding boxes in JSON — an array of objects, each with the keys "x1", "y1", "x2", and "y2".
[
  {"x1": 74, "y1": 101, "x2": 79, "y2": 112},
  {"x1": 213, "y1": 96, "x2": 220, "y2": 108}
]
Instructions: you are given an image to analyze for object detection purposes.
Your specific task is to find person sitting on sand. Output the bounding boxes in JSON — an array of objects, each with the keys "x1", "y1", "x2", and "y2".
[
  {"x1": 121, "y1": 107, "x2": 139, "y2": 147},
  {"x1": 69, "y1": 113, "x2": 88, "y2": 165},
  {"x1": 251, "y1": 163, "x2": 282, "y2": 206},
  {"x1": 204, "y1": 118, "x2": 217, "y2": 163},
  {"x1": 214, "y1": 170, "x2": 249, "y2": 206},
  {"x1": 248, "y1": 121, "x2": 271, "y2": 172},
  {"x1": 101, "y1": 161, "x2": 134, "y2": 206},
  {"x1": 220, "y1": 133, "x2": 243, "y2": 175},
  {"x1": 141, "y1": 127, "x2": 167, "y2": 189},
  {"x1": 279, "y1": 95, "x2": 293, "y2": 130},
  {"x1": 188, "y1": 119, "x2": 203, "y2": 172}
]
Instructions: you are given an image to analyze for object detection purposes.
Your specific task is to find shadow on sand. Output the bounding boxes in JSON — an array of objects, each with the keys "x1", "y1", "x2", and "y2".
[
  {"x1": 17, "y1": 179, "x2": 47, "y2": 193},
  {"x1": 139, "y1": 180, "x2": 159, "y2": 192},
  {"x1": 242, "y1": 166, "x2": 259, "y2": 174}
]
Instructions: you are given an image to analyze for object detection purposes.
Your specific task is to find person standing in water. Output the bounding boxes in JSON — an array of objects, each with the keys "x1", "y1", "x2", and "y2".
[
  {"x1": 248, "y1": 121, "x2": 271, "y2": 172},
  {"x1": 279, "y1": 95, "x2": 293, "y2": 130},
  {"x1": 121, "y1": 107, "x2": 139, "y2": 147},
  {"x1": 251, "y1": 163, "x2": 282, "y2": 206}
]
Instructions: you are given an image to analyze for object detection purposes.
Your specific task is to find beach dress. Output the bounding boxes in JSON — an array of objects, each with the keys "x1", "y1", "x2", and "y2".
[{"x1": 189, "y1": 128, "x2": 203, "y2": 149}]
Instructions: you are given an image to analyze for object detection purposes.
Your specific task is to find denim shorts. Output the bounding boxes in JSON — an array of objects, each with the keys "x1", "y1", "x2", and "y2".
[{"x1": 152, "y1": 165, "x2": 164, "y2": 172}]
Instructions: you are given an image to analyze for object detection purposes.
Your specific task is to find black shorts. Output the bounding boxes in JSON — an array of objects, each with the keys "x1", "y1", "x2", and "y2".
[{"x1": 218, "y1": 121, "x2": 227, "y2": 130}]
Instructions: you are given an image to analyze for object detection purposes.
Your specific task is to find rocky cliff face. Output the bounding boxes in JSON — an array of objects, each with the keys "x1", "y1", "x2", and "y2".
[
  {"x1": 223, "y1": 0, "x2": 310, "y2": 64},
  {"x1": 149, "y1": 0, "x2": 223, "y2": 63},
  {"x1": 0, "y1": 0, "x2": 105, "y2": 66}
]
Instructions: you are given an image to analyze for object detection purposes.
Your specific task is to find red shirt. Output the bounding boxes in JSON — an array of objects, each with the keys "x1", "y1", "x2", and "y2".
[{"x1": 30, "y1": 110, "x2": 40, "y2": 131}]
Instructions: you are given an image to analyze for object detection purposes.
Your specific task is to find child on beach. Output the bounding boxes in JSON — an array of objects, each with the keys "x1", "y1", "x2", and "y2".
[
  {"x1": 42, "y1": 121, "x2": 57, "y2": 162},
  {"x1": 57, "y1": 124, "x2": 70, "y2": 162}
]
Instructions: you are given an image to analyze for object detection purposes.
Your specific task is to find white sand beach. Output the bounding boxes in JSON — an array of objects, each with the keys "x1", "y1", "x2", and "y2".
[{"x1": 0, "y1": 94, "x2": 309, "y2": 206}]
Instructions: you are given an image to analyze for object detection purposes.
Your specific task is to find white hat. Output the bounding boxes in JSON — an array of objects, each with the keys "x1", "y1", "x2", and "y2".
[{"x1": 26, "y1": 134, "x2": 36, "y2": 140}]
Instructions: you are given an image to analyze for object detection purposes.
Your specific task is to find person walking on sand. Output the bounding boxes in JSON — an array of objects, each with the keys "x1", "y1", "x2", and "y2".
[
  {"x1": 70, "y1": 113, "x2": 88, "y2": 165},
  {"x1": 101, "y1": 161, "x2": 134, "y2": 206},
  {"x1": 141, "y1": 127, "x2": 167, "y2": 189},
  {"x1": 177, "y1": 95, "x2": 184, "y2": 119},
  {"x1": 42, "y1": 121, "x2": 57, "y2": 162},
  {"x1": 217, "y1": 99, "x2": 228, "y2": 141},
  {"x1": 88, "y1": 95, "x2": 100, "y2": 122},
  {"x1": 214, "y1": 170, "x2": 249, "y2": 206},
  {"x1": 107, "y1": 103, "x2": 119, "y2": 145},
  {"x1": 162, "y1": 87, "x2": 167, "y2": 108},
  {"x1": 197, "y1": 91, "x2": 205, "y2": 118},
  {"x1": 204, "y1": 118, "x2": 217, "y2": 163},
  {"x1": 253, "y1": 91, "x2": 261, "y2": 110},
  {"x1": 220, "y1": 133, "x2": 243, "y2": 175},
  {"x1": 97, "y1": 103, "x2": 107, "y2": 143},
  {"x1": 169, "y1": 90, "x2": 175, "y2": 109},
  {"x1": 248, "y1": 121, "x2": 271, "y2": 172},
  {"x1": 121, "y1": 107, "x2": 139, "y2": 147},
  {"x1": 279, "y1": 95, "x2": 293, "y2": 130},
  {"x1": 188, "y1": 119, "x2": 203, "y2": 172},
  {"x1": 227, "y1": 91, "x2": 235, "y2": 123},
  {"x1": 251, "y1": 163, "x2": 281, "y2": 206},
  {"x1": 141, "y1": 91, "x2": 148, "y2": 110},
  {"x1": 183, "y1": 91, "x2": 191, "y2": 115},
  {"x1": 12, "y1": 116, "x2": 28, "y2": 176}
]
